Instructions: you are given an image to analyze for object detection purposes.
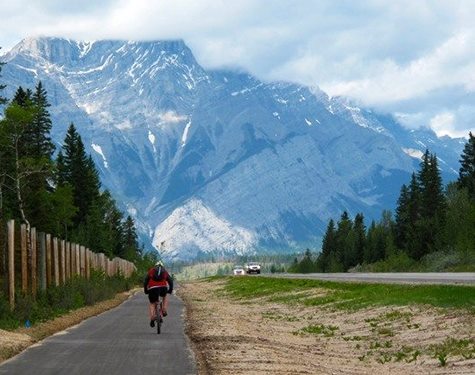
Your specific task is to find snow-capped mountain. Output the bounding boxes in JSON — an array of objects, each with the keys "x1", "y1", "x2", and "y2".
[{"x1": 0, "y1": 37, "x2": 465, "y2": 260}]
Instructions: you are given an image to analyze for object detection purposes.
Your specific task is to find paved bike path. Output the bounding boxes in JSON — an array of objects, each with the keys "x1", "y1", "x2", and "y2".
[{"x1": 0, "y1": 292, "x2": 196, "y2": 375}]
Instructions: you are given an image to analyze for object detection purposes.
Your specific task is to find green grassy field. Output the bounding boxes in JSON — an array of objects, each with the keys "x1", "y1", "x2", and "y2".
[{"x1": 217, "y1": 276, "x2": 475, "y2": 312}]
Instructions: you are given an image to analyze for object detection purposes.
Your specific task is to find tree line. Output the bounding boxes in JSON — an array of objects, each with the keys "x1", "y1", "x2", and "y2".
[
  {"x1": 0, "y1": 60, "x2": 142, "y2": 263},
  {"x1": 291, "y1": 136, "x2": 475, "y2": 273}
]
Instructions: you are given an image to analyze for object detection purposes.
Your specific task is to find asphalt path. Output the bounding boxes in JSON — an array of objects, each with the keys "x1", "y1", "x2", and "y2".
[
  {"x1": 267, "y1": 272, "x2": 475, "y2": 285},
  {"x1": 0, "y1": 293, "x2": 196, "y2": 375}
]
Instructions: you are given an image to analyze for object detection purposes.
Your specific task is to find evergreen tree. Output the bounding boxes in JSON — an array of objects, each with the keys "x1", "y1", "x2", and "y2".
[
  {"x1": 444, "y1": 183, "x2": 475, "y2": 262},
  {"x1": 316, "y1": 219, "x2": 337, "y2": 272},
  {"x1": 353, "y1": 213, "x2": 366, "y2": 266},
  {"x1": 12, "y1": 87, "x2": 32, "y2": 107},
  {"x1": 336, "y1": 211, "x2": 353, "y2": 270},
  {"x1": 123, "y1": 215, "x2": 140, "y2": 261},
  {"x1": 406, "y1": 173, "x2": 422, "y2": 259},
  {"x1": 417, "y1": 150, "x2": 446, "y2": 257},
  {"x1": 395, "y1": 184, "x2": 409, "y2": 249},
  {"x1": 29, "y1": 81, "x2": 55, "y2": 159},
  {"x1": 299, "y1": 249, "x2": 316, "y2": 273},
  {"x1": 60, "y1": 123, "x2": 100, "y2": 226},
  {"x1": 55, "y1": 151, "x2": 68, "y2": 186},
  {"x1": 364, "y1": 220, "x2": 377, "y2": 263},
  {"x1": 458, "y1": 132, "x2": 475, "y2": 200}
]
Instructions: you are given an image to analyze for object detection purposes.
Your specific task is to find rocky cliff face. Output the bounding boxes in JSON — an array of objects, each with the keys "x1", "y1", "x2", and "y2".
[{"x1": 1, "y1": 37, "x2": 465, "y2": 259}]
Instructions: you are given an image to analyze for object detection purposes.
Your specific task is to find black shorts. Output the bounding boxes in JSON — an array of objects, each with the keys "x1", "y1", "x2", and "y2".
[{"x1": 148, "y1": 286, "x2": 168, "y2": 303}]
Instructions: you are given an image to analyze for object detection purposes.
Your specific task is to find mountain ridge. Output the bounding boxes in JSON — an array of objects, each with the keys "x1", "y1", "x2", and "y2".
[{"x1": 0, "y1": 37, "x2": 465, "y2": 260}]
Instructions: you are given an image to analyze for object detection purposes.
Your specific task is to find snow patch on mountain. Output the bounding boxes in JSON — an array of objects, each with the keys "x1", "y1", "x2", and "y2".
[
  {"x1": 181, "y1": 120, "x2": 191, "y2": 146},
  {"x1": 402, "y1": 148, "x2": 424, "y2": 159},
  {"x1": 91, "y1": 144, "x2": 108, "y2": 168},
  {"x1": 152, "y1": 199, "x2": 257, "y2": 259}
]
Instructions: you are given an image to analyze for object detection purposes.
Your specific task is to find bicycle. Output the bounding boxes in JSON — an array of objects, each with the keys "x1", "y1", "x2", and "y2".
[{"x1": 154, "y1": 297, "x2": 164, "y2": 334}]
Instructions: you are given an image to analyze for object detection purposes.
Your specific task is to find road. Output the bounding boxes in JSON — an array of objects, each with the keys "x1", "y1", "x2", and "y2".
[
  {"x1": 0, "y1": 293, "x2": 196, "y2": 375},
  {"x1": 267, "y1": 272, "x2": 475, "y2": 285}
]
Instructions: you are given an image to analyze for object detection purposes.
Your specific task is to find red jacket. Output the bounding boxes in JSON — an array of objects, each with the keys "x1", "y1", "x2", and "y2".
[{"x1": 144, "y1": 266, "x2": 173, "y2": 292}]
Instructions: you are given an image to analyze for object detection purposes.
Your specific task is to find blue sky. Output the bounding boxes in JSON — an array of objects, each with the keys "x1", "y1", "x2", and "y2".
[{"x1": 1, "y1": 0, "x2": 474, "y2": 137}]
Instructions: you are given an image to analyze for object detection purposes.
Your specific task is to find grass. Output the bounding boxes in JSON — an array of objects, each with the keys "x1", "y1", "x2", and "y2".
[
  {"x1": 214, "y1": 276, "x2": 475, "y2": 366},
  {"x1": 295, "y1": 323, "x2": 339, "y2": 337},
  {"x1": 220, "y1": 276, "x2": 475, "y2": 312},
  {"x1": 0, "y1": 271, "x2": 134, "y2": 330}
]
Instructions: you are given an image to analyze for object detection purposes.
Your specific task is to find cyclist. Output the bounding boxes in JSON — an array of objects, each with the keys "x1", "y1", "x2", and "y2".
[{"x1": 144, "y1": 260, "x2": 174, "y2": 327}]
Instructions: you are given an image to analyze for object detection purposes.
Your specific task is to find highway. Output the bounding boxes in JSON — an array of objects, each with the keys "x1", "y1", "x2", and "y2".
[
  {"x1": 267, "y1": 272, "x2": 475, "y2": 285},
  {"x1": 0, "y1": 293, "x2": 196, "y2": 375}
]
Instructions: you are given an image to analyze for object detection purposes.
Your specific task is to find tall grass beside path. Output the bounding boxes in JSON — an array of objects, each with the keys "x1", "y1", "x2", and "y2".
[
  {"x1": 0, "y1": 270, "x2": 135, "y2": 330},
  {"x1": 219, "y1": 276, "x2": 475, "y2": 312}
]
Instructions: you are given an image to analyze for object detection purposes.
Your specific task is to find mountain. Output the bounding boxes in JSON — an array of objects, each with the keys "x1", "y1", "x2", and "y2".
[{"x1": 0, "y1": 37, "x2": 466, "y2": 260}]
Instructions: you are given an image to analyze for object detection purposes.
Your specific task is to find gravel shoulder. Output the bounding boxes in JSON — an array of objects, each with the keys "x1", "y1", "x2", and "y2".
[{"x1": 180, "y1": 278, "x2": 475, "y2": 375}]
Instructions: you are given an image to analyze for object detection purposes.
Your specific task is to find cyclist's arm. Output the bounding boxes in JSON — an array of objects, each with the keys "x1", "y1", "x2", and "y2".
[
  {"x1": 167, "y1": 273, "x2": 174, "y2": 294},
  {"x1": 143, "y1": 274, "x2": 150, "y2": 294}
]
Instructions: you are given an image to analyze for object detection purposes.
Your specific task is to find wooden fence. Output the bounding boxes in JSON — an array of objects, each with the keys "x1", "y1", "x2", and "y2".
[{"x1": 1, "y1": 219, "x2": 136, "y2": 309}]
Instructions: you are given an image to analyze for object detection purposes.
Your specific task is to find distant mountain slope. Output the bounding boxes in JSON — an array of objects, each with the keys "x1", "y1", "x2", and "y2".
[{"x1": 0, "y1": 37, "x2": 465, "y2": 260}]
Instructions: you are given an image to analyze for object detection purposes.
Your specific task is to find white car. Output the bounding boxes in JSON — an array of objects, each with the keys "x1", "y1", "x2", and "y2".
[
  {"x1": 233, "y1": 266, "x2": 245, "y2": 276},
  {"x1": 245, "y1": 262, "x2": 261, "y2": 274}
]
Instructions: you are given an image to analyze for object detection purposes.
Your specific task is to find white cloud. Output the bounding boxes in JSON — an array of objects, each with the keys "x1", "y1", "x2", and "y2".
[
  {"x1": 430, "y1": 112, "x2": 456, "y2": 137},
  {"x1": 1, "y1": 0, "x2": 475, "y2": 137},
  {"x1": 158, "y1": 111, "x2": 187, "y2": 124}
]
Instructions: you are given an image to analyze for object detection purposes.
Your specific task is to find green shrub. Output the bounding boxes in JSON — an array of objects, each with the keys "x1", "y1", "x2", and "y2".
[{"x1": 0, "y1": 271, "x2": 133, "y2": 330}]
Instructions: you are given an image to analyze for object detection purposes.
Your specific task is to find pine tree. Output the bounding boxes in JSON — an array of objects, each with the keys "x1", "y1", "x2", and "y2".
[
  {"x1": 123, "y1": 215, "x2": 140, "y2": 261},
  {"x1": 317, "y1": 219, "x2": 337, "y2": 272},
  {"x1": 417, "y1": 150, "x2": 446, "y2": 256},
  {"x1": 29, "y1": 81, "x2": 55, "y2": 159},
  {"x1": 60, "y1": 123, "x2": 100, "y2": 226},
  {"x1": 55, "y1": 151, "x2": 68, "y2": 186},
  {"x1": 353, "y1": 213, "x2": 366, "y2": 266},
  {"x1": 395, "y1": 184, "x2": 410, "y2": 250},
  {"x1": 12, "y1": 87, "x2": 32, "y2": 107},
  {"x1": 336, "y1": 211, "x2": 353, "y2": 270},
  {"x1": 406, "y1": 173, "x2": 422, "y2": 259},
  {"x1": 458, "y1": 132, "x2": 475, "y2": 200}
]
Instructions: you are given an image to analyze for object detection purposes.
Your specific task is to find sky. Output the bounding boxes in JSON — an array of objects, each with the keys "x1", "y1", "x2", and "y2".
[{"x1": 1, "y1": 0, "x2": 474, "y2": 138}]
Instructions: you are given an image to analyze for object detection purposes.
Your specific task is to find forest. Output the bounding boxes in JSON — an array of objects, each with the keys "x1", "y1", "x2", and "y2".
[
  {"x1": 290, "y1": 138, "x2": 475, "y2": 273},
  {"x1": 0, "y1": 59, "x2": 144, "y2": 266}
]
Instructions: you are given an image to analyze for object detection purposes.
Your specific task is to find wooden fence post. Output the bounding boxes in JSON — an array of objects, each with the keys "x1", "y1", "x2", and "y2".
[
  {"x1": 85, "y1": 248, "x2": 90, "y2": 279},
  {"x1": 46, "y1": 234, "x2": 52, "y2": 287},
  {"x1": 78, "y1": 246, "x2": 83, "y2": 277},
  {"x1": 65, "y1": 242, "x2": 70, "y2": 281},
  {"x1": 75, "y1": 244, "x2": 80, "y2": 276},
  {"x1": 71, "y1": 243, "x2": 76, "y2": 277},
  {"x1": 39, "y1": 232, "x2": 47, "y2": 291},
  {"x1": 53, "y1": 237, "x2": 59, "y2": 286},
  {"x1": 60, "y1": 240, "x2": 65, "y2": 285},
  {"x1": 30, "y1": 227, "x2": 37, "y2": 297},
  {"x1": 21, "y1": 223, "x2": 28, "y2": 293},
  {"x1": 7, "y1": 220, "x2": 15, "y2": 310}
]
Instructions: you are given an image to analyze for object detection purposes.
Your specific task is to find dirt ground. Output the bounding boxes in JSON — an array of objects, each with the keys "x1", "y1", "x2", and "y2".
[
  {"x1": 179, "y1": 279, "x2": 475, "y2": 375},
  {"x1": 0, "y1": 289, "x2": 138, "y2": 363}
]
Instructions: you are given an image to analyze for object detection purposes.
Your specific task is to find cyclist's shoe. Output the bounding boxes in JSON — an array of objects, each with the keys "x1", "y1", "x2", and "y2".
[
  {"x1": 163, "y1": 310, "x2": 168, "y2": 317},
  {"x1": 150, "y1": 319, "x2": 155, "y2": 327}
]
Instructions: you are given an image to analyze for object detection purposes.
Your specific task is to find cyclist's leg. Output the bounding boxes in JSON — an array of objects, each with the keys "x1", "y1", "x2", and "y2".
[
  {"x1": 149, "y1": 302, "x2": 157, "y2": 320},
  {"x1": 162, "y1": 294, "x2": 168, "y2": 315}
]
